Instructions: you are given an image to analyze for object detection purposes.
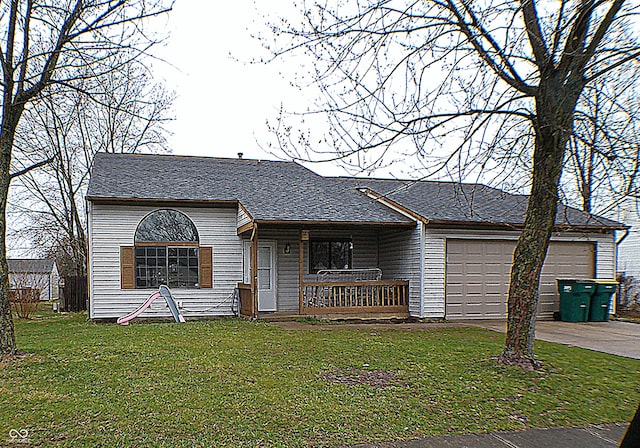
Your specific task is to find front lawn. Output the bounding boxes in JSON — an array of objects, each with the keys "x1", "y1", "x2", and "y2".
[{"x1": 1, "y1": 313, "x2": 638, "y2": 447}]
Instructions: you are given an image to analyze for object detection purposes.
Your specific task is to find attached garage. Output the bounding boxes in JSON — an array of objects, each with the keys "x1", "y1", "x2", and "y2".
[{"x1": 445, "y1": 239, "x2": 595, "y2": 320}]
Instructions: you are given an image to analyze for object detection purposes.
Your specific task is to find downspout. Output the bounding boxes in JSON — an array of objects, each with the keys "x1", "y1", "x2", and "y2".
[{"x1": 616, "y1": 228, "x2": 629, "y2": 246}]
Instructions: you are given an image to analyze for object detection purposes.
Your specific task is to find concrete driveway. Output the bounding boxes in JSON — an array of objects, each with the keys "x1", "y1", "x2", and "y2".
[{"x1": 466, "y1": 320, "x2": 640, "y2": 359}]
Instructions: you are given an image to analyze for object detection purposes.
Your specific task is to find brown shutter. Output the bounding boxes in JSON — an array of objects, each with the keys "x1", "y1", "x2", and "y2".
[
  {"x1": 120, "y1": 246, "x2": 135, "y2": 289},
  {"x1": 199, "y1": 246, "x2": 213, "y2": 288}
]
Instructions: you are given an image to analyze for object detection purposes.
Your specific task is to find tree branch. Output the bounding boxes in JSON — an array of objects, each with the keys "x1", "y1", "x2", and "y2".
[{"x1": 9, "y1": 156, "x2": 55, "y2": 179}]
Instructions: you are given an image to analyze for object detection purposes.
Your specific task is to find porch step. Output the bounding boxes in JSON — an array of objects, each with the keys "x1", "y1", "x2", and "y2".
[{"x1": 258, "y1": 311, "x2": 411, "y2": 323}]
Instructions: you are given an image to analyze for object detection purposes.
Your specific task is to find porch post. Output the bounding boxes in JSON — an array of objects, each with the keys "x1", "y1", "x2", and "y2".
[
  {"x1": 299, "y1": 229, "x2": 309, "y2": 314},
  {"x1": 250, "y1": 223, "x2": 258, "y2": 319},
  {"x1": 299, "y1": 230, "x2": 304, "y2": 314}
]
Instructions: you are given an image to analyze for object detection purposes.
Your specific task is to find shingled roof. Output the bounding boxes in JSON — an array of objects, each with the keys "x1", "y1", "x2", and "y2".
[
  {"x1": 8, "y1": 259, "x2": 56, "y2": 274},
  {"x1": 87, "y1": 153, "x2": 623, "y2": 229},
  {"x1": 87, "y1": 153, "x2": 413, "y2": 224},
  {"x1": 339, "y1": 178, "x2": 623, "y2": 229}
]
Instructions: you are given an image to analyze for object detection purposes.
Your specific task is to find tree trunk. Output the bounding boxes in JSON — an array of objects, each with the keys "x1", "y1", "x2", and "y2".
[
  {"x1": 0, "y1": 131, "x2": 17, "y2": 355},
  {"x1": 499, "y1": 82, "x2": 580, "y2": 369},
  {"x1": 619, "y1": 403, "x2": 640, "y2": 448}
]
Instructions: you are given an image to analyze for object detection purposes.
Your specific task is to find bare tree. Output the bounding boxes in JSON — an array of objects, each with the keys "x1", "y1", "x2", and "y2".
[
  {"x1": 9, "y1": 61, "x2": 174, "y2": 278},
  {"x1": 1, "y1": 0, "x2": 173, "y2": 355},
  {"x1": 8, "y1": 260, "x2": 49, "y2": 319},
  {"x1": 562, "y1": 74, "x2": 640, "y2": 215},
  {"x1": 264, "y1": 0, "x2": 640, "y2": 368}
]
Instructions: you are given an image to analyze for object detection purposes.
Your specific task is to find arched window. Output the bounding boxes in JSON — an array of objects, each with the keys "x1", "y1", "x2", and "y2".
[
  {"x1": 133, "y1": 210, "x2": 201, "y2": 289},
  {"x1": 135, "y1": 209, "x2": 199, "y2": 243}
]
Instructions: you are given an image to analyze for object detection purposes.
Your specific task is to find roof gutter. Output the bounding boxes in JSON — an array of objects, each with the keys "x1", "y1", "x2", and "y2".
[
  {"x1": 252, "y1": 219, "x2": 414, "y2": 227},
  {"x1": 426, "y1": 219, "x2": 627, "y2": 232},
  {"x1": 85, "y1": 196, "x2": 238, "y2": 207}
]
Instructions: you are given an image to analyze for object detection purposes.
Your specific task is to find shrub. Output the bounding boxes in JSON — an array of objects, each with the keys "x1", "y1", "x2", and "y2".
[{"x1": 10, "y1": 288, "x2": 40, "y2": 319}]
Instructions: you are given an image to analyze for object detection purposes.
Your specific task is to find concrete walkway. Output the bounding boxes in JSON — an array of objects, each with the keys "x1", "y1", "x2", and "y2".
[
  {"x1": 465, "y1": 320, "x2": 640, "y2": 360},
  {"x1": 350, "y1": 423, "x2": 628, "y2": 447}
]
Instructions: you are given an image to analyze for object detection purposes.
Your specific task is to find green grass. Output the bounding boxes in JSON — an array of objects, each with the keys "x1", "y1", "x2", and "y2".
[{"x1": 1, "y1": 312, "x2": 638, "y2": 447}]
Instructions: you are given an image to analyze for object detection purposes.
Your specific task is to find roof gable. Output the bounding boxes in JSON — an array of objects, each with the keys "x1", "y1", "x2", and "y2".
[{"x1": 87, "y1": 153, "x2": 412, "y2": 224}]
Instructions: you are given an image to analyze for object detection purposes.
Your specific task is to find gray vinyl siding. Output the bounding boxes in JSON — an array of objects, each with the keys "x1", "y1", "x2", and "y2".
[
  {"x1": 259, "y1": 229, "x2": 300, "y2": 312},
  {"x1": 616, "y1": 200, "x2": 639, "y2": 280},
  {"x1": 89, "y1": 203, "x2": 243, "y2": 319},
  {"x1": 379, "y1": 226, "x2": 422, "y2": 317},
  {"x1": 422, "y1": 227, "x2": 617, "y2": 319},
  {"x1": 259, "y1": 228, "x2": 381, "y2": 312},
  {"x1": 593, "y1": 232, "x2": 616, "y2": 279},
  {"x1": 237, "y1": 205, "x2": 252, "y2": 228},
  {"x1": 422, "y1": 231, "x2": 445, "y2": 318}
]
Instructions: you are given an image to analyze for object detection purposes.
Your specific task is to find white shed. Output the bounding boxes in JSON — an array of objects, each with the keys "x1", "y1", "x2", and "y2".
[{"x1": 8, "y1": 259, "x2": 60, "y2": 302}]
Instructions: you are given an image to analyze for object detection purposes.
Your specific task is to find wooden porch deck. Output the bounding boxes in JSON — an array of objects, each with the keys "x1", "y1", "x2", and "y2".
[
  {"x1": 301, "y1": 280, "x2": 409, "y2": 314},
  {"x1": 238, "y1": 280, "x2": 409, "y2": 319}
]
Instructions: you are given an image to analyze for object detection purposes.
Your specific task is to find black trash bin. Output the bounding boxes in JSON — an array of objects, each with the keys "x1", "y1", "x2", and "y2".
[
  {"x1": 589, "y1": 280, "x2": 618, "y2": 322},
  {"x1": 557, "y1": 279, "x2": 595, "y2": 322}
]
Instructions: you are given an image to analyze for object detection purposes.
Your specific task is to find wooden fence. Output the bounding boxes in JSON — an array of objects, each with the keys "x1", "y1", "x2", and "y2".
[{"x1": 62, "y1": 276, "x2": 88, "y2": 312}]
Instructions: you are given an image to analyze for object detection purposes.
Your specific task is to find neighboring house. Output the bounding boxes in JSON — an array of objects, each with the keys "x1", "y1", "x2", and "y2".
[
  {"x1": 614, "y1": 197, "x2": 640, "y2": 281},
  {"x1": 8, "y1": 259, "x2": 60, "y2": 302},
  {"x1": 86, "y1": 153, "x2": 624, "y2": 321}
]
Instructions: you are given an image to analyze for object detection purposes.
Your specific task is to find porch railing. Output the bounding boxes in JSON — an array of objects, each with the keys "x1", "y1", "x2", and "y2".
[{"x1": 301, "y1": 280, "x2": 409, "y2": 314}]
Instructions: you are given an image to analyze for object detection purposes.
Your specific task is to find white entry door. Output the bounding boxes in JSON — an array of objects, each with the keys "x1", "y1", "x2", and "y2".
[{"x1": 257, "y1": 241, "x2": 277, "y2": 311}]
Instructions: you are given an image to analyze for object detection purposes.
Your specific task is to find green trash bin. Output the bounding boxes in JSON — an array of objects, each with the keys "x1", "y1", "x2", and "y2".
[
  {"x1": 557, "y1": 279, "x2": 595, "y2": 322},
  {"x1": 589, "y1": 280, "x2": 618, "y2": 322}
]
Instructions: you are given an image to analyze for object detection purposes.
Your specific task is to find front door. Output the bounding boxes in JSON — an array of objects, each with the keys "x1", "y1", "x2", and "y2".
[{"x1": 257, "y1": 241, "x2": 277, "y2": 311}]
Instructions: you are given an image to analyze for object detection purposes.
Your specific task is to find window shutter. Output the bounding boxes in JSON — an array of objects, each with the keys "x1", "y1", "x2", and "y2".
[
  {"x1": 200, "y1": 246, "x2": 213, "y2": 288},
  {"x1": 120, "y1": 246, "x2": 135, "y2": 289}
]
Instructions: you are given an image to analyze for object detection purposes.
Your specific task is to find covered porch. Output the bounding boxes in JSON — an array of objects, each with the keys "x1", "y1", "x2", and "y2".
[{"x1": 236, "y1": 222, "x2": 416, "y2": 319}]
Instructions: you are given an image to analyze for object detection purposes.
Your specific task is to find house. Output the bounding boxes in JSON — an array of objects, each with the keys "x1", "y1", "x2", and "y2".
[
  {"x1": 8, "y1": 258, "x2": 60, "y2": 302},
  {"x1": 86, "y1": 153, "x2": 624, "y2": 321},
  {"x1": 611, "y1": 197, "x2": 640, "y2": 307},
  {"x1": 614, "y1": 197, "x2": 639, "y2": 280}
]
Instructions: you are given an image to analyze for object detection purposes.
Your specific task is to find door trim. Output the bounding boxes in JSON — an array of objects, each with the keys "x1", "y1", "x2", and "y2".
[{"x1": 257, "y1": 240, "x2": 277, "y2": 312}]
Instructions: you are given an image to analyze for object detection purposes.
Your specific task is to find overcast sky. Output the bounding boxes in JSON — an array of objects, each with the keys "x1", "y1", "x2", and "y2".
[{"x1": 153, "y1": 1, "x2": 349, "y2": 176}]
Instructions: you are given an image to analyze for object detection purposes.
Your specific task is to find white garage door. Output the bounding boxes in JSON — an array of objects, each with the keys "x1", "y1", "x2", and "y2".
[{"x1": 445, "y1": 239, "x2": 595, "y2": 320}]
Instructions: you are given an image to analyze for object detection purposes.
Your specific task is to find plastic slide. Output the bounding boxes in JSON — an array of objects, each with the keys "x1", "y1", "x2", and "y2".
[
  {"x1": 116, "y1": 285, "x2": 186, "y2": 325},
  {"x1": 159, "y1": 285, "x2": 186, "y2": 323},
  {"x1": 117, "y1": 291, "x2": 162, "y2": 325}
]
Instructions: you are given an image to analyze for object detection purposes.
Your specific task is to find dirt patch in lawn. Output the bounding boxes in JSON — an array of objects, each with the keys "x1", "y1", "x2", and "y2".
[{"x1": 320, "y1": 368, "x2": 403, "y2": 388}]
